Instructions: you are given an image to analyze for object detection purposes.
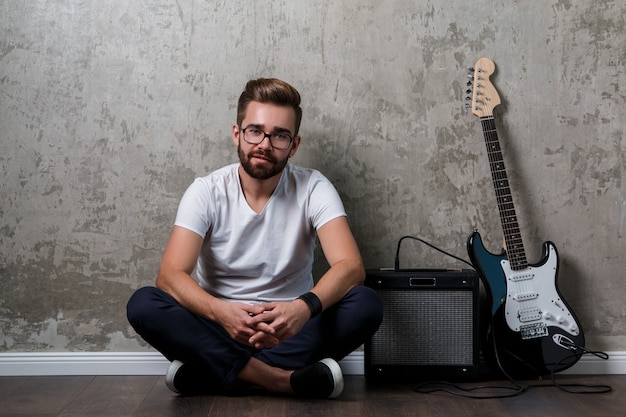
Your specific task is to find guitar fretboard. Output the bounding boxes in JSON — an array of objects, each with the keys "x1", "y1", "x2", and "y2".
[{"x1": 480, "y1": 116, "x2": 528, "y2": 270}]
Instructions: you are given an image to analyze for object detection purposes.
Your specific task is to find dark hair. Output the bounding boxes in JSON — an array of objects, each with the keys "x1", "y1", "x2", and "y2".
[{"x1": 237, "y1": 78, "x2": 303, "y2": 135}]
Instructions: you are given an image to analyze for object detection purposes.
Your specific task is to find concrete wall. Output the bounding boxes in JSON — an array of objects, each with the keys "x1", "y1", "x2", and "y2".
[{"x1": 1, "y1": 0, "x2": 624, "y2": 353}]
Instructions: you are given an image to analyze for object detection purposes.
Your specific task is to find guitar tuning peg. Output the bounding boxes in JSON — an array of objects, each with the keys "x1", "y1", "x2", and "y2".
[
  {"x1": 465, "y1": 96, "x2": 472, "y2": 101},
  {"x1": 466, "y1": 80, "x2": 472, "y2": 86},
  {"x1": 466, "y1": 88, "x2": 472, "y2": 94}
]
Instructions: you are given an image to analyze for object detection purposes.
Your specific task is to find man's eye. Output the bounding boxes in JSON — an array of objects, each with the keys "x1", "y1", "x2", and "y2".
[
  {"x1": 248, "y1": 128, "x2": 262, "y2": 135},
  {"x1": 273, "y1": 133, "x2": 289, "y2": 140}
]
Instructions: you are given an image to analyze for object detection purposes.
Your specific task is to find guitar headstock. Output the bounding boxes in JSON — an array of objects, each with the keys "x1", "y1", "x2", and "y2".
[{"x1": 466, "y1": 57, "x2": 501, "y2": 118}]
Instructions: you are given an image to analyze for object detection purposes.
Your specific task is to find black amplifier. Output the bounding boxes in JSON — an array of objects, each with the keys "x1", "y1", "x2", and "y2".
[{"x1": 365, "y1": 268, "x2": 480, "y2": 381}]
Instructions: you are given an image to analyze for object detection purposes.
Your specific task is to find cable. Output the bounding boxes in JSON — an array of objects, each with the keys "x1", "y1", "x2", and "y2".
[
  {"x1": 394, "y1": 235, "x2": 474, "y2": 270},
  {"x1": 548, "y1": 347, "x2": 612, "y2": 394},
  {"x1": 413, "y1": 380, "x2": 527, "y2": 399}
]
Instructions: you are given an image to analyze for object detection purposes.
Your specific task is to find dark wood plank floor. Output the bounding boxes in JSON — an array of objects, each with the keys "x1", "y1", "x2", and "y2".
[{"x1": 0, "y1": 374, "x2": 623, "y2": 417}]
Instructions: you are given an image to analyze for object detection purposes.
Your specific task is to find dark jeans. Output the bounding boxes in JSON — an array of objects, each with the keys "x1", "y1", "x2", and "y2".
[{"x1": 126, "y1": 285, "x2": 383, "y2": 392}]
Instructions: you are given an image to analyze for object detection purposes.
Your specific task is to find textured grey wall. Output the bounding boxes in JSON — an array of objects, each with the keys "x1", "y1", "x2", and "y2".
[{"x1": 1, "y1": 0, "x2": 624, "y2": 353}]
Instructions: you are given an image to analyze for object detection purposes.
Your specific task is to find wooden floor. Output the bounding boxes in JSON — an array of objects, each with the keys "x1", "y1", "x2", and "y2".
[{"x1": 0, "y1": 374, "x2": 623, "y2": 417}]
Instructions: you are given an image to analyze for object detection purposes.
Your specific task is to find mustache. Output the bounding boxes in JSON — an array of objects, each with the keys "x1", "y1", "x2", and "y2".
[{"x1": 249, "y1": 150, "x2": 276, "y2": 162}]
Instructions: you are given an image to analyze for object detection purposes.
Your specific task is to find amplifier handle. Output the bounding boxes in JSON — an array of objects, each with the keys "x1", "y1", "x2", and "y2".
[{"x1": 409, "y1": 277, "x2": 436, "y2": 286}]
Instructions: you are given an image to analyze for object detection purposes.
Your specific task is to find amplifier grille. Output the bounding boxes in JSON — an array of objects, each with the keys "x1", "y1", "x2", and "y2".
[{"x1": 370, "y1": 289, "x2": 475, "y2": 366}]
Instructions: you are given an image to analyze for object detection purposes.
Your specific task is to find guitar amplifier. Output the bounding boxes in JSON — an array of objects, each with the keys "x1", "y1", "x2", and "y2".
[{"x1": 365, "y1": 268, "x2": 481, "y2": 381}]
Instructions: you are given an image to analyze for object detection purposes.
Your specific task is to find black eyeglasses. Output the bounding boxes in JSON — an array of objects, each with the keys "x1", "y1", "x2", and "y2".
[{"x1": 241, "y1": 125, "x2": 294, "y2": 150}]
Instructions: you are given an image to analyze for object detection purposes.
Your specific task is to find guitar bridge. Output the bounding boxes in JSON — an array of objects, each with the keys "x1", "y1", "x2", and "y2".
[{"x1": 520, "y1": 323, "x2": 548, "y2": 340}]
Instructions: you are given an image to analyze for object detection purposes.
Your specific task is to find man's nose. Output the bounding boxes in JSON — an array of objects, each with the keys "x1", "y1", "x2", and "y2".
[{"x1": 257, "y1": 134, "x2": 273, "y2": 149}]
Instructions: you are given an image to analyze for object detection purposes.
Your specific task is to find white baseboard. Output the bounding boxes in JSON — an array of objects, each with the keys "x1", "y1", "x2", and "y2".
[
  {"x1": 0, "y1": 351, "x2": 365, "y2": 376},
  {"x1": 0, "y1": 350, "x2": 624, "y2": 376}
]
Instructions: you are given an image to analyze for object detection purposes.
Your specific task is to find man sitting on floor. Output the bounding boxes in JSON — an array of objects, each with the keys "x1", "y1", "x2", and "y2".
[{"x1": 127, "y1": 77, "x2": 383, "y2": 399}]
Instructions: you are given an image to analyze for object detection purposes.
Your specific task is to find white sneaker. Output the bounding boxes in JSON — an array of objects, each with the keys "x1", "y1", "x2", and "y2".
[{"x1": 165, "y1": 360, "x2": 184, "y2": 395}]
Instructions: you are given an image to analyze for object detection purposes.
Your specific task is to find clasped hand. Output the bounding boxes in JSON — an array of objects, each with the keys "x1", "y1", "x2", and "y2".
[{"x1": 215, "y1": 300, "x2": 309, "y2": 349}]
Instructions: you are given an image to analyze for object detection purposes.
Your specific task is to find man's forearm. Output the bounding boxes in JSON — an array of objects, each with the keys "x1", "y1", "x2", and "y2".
[
  {"x1": 157, "y1": 269, "x2": 222, "y2": 322},
  {"x1": 308, "y1": 257, "x2": 365, "y2": 311}
]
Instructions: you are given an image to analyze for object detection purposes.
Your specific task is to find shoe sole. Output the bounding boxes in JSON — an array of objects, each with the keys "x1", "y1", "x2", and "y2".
[
  {"x1": 319, "y1": 358, "x2": 344, "y2": 399},
  {"x1": 165, "y1": 360, "x2": 184, "y2": 395}
]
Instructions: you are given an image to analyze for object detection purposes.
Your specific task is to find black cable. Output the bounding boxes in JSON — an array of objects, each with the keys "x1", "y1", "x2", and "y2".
[
  {"x1": 413, "y1": 380, "x2": 527, "y2": 399},
  {"x1": 547, "y1": 347, "x2": 612, "y2": 394},
  {"x1": 394, "y1": 235, "x2": 474, "y2": 270}
]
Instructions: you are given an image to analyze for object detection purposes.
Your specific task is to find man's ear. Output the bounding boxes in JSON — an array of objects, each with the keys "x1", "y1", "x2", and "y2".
[
  {"x1": 232, "y1": 124, "x2": 242, "y2": 147},
  {"x1": 289, "y1": 135, "x2": 301, "y2": 158}
]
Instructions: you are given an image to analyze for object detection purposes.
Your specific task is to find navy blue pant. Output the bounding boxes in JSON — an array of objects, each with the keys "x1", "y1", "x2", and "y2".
[{"x1": 126, "y1": 286, "x2": 383, "y2": 392}]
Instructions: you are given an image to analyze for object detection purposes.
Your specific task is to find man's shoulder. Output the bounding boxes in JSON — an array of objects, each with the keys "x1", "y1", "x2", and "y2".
[
  {"x1": 194, "y1": 163, "x2": 239, "y2": 185},
  {"x1": 285, "y1": 163, "x2": 326, "y2": 182},
  {"x1": 206, "y1": 163, "x2": 239, "y2": 178},
  {"x1": 283, "y1": 164, "x2": 339, "y2": 200}
]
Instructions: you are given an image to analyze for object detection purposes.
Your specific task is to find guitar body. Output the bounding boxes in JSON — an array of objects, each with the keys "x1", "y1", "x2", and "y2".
[{"x1": 468, "y1": 231, "x2": 584, "y2": 377}]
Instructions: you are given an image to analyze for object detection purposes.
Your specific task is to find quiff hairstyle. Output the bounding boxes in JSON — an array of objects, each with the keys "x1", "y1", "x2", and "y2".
[{"x1": 236, "y1": 78, "x2": 303, "y2": 135}]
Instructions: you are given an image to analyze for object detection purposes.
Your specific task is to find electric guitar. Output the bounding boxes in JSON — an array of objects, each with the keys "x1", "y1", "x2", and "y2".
[{"x1": 466, "y1": 57, "x2": 584, "y2": 377}]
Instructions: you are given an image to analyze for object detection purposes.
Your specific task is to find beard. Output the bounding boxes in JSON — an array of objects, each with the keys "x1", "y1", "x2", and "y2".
[{"x1": 238, "y1": 145, "x2": 290, "y2": 180}]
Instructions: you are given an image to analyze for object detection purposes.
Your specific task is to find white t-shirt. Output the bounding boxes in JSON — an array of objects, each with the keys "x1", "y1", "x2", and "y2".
[{"x1": 174, "y1": 163, "x2": 347, "y2": 303}]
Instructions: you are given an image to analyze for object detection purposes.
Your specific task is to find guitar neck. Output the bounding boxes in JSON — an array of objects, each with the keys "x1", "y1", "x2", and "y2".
[{"x1": 481, "y1": 116, "x2": 529, "y2": 270}]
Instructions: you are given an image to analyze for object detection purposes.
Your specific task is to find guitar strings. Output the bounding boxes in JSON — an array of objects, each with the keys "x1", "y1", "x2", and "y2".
[{"x1": 481, "y1": 115, "x2": 527, "y2": 269}]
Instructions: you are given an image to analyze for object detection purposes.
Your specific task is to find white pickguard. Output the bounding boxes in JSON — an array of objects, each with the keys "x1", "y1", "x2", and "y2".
[{"x1": 502, "y1": 244, "x2": 580, "y2": 339}]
